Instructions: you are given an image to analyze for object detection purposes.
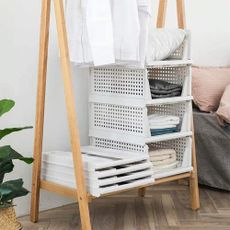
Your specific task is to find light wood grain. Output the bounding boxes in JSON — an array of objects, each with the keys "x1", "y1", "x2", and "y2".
[
  {"x1": 190, "y1": 121, "x2": 200, "y2": 210},
  {"x1": 21, "y1": 184, "x2": 230, "y2": 230},
  {"x1": 176, "y1": 0, "x2": 186, "y2": 28},
  {"x1": 157, "y1": 0, "x2": 186, "y2": 29},
  {"x1": 154, "y1": 173, "x2": 191, "y2": 185},
  {"x1": 40, "y1": 180, "x2": 78, "y2": 198},
  {"x1": 30, "y1": 0, "x2": 51, "y2": 223},
  {"x1": 53, "y1": 0, "x2": 91, "y2": 229},
  {"x1": 157, "y1": 0, "x2": 168, "y2": 28}
]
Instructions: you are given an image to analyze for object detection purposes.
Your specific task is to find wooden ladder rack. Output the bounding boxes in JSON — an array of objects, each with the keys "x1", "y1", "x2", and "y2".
[{"x1": 30, "y1": 0, "x2": 200, "y2": 229}]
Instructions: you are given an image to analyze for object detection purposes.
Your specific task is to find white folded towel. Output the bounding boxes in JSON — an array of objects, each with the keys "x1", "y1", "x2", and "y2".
[
  {"x1": 149, "y1": 149, "x2": 176, "y2": 157},
  {"x1": 148, "y1": 114, "x2": 180, "y2": 123},
  {"x1": 150, "y1": 153, "x2": 172, "y2": 162},
  {"x1": 148, "y1": 114, "x2": 180, "y2": 129},
  {"x1": 149, "y1": 124, "x2": 177, "y2": 129},
  {"x1": 153, "y1": 161, "x2": 179, "y2": 173},
  {"x1": 151, "y1": 154, "x2": 176, "y2": 166}
]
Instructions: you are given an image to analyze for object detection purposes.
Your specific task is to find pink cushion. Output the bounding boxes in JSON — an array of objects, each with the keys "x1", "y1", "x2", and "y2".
[
  {"x1": 192, "y1": 67, "x2": 230, "y2": 112},
  {"x1": 216, "y1": 84, "x2": 230, "y2": 125}
]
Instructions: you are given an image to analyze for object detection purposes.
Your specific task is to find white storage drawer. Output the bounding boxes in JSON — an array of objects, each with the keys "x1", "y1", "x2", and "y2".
[
  {"x1": 89, "y1": 100, "x2": 192, "y2": 145},
  {"x1": 90, "y1": 137, "x2": 148, "y2": 154},
  {"x1": 147, "y1": 64, "x2": 191, "y2": 98},
  {"x1": 90, "y1": 136, "x2": 193, "y2": 180},
  {"x1": 89, "y1": 64, "x2": 191, "y2": 106}
]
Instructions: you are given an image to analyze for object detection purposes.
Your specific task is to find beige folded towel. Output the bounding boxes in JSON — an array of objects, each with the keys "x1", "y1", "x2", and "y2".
[
  {"x1": 149, "y1": 149, "x2": 176, "y2": 158},
  {"x1": 153, "y1": 161, "x2": 179, "y2": 173},
  {"x1": 151, "y1": 154, "x2": 176, "y2": 166},
  {"x1": 150, "y1": 154, "x2": 171, "y2": 161}
]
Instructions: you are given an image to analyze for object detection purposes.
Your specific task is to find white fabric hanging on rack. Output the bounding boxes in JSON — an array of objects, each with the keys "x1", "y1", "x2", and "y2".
[
  {"x1": 65, "y1": 0, "x2": 114, "y2": 66},
  {"x1": 65, "y1": 0, "x2": 93, "y2": 66},
  {"x1": 86, "y1": 0, "x2": 115, "y2": 66},
  {"x1": 65, "y1": 0, "x2": 151, "y2": 67},
  {"x1": 111, "y1": 0, "x2": 140, "y2": 65},
  {"x1": 137, "y1": 0, "x2": 151, "y2": 67}
]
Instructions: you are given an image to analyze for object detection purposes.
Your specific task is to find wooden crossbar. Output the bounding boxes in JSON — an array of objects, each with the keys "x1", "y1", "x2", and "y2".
[
  {"x1": 40, "y1": 172, "x2": 191, "y2": 200},
  {"x1": 30, "y1": 0, "x2": 200, "y2": 229}
]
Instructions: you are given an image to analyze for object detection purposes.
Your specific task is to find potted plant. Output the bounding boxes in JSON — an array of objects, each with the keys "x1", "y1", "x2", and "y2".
[{"x1": 0, "y1": 99, "x2": 33, "y2": 230}]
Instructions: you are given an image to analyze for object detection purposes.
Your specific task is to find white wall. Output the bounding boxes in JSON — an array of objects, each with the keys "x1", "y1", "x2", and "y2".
[
  {"x1": 0, "y1": 0, "x2": 230, "y2": 217},
  {"x1": 151, "y1": 0, "x2": 230, "y2": 66}
]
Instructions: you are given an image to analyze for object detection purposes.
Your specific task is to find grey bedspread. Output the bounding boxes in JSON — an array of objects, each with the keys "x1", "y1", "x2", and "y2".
[{"x1": 193, "y1": 108, "x2": 230, "y2": 191}]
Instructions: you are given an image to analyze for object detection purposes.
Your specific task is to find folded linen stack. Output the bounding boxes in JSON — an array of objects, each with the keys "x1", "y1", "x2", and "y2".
[
  {"x1": 149, "y1": 79, "x2": 182, "y2": 99},
  {"x1": 42, "y1": 146, "x2": 154, "y2": 197},
  {"x1": 149, "y1": 149, "x2": 179, "y2": 172},
  {"x1": 148, "y1": 114, "x2": 180, "y2": 136}
]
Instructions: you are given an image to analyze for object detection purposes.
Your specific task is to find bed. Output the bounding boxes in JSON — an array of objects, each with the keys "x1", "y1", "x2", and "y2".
[{"x1": 193, "y1": 107, "x2": 230, "y2": 191}]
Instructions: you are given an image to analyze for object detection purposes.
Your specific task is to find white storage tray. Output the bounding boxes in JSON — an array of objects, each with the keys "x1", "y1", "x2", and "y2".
[
  {"x1": 42, "y1": 174, "x2": 154, "y2": 197},
  {"x1": 42, "y1": 166, "x2": 152, "y2": 187},
  {"x1": 42, "y1": 147, "x2": 154, "y2": 197}
]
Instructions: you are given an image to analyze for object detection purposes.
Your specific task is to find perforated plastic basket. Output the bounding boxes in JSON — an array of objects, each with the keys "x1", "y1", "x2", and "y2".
[
  {"x1": 148, "y1": 137, "x2": 192, "y2": 178},
  {"x1": 90, "y1": 136, "x2": 192, "y2": 179},
  {"x1": 89, "y1": 100, "x2": 192, "y2": 145},
  {"x1": 167, "y1": 30, "x2": 191, "y2": 60},
  {"x1": 90, "y1": 136, "x2": 148, "y2": 154},
  {"x1": 89, "y1": 64, "x2": 191, "y2": 105}
]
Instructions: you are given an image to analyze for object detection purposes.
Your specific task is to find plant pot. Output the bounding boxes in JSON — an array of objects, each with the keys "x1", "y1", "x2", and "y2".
[{"x1": 0, "y1": 207, "x2": 22, "y2": 230}]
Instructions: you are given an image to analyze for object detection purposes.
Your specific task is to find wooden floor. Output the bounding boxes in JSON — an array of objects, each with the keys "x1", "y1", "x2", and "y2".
[{"x1": 19, "y1": 183, "x2": 230, "y2": 230}]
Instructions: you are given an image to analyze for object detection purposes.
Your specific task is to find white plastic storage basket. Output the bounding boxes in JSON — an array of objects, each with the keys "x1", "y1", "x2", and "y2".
[
  {"x1": 90, "y1": 136, "x2": 148, "y2": 154},
  {"x1": 89, "y1": 100, "x2": 192, "y2": 145},
  {"x1": 167, "y1": 30, "x2": 191, "y2": 60},
  {"x1": 147, "y1": 64, "x2": 191, "y2": 99},
  {"x1": 148, "y1": 137, "x2": 192, "y2": 179},
  {"x1": 42, "y1": 146, "x2": 154, "y2": 197},
  {"x1": 89, "y1": 63, "x2": 191, "y2": 106},
  {"x1": 90, "y1": 136, "x2": 192, "y2": 179}
]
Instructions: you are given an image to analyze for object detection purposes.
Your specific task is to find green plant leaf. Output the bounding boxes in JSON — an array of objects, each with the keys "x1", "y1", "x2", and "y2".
[
  {"x1": 0, "y1": 179, "x2": 29, "y2": 202},
  {"x1": 0, "y1": 202, "x2": 14, "y2": 209},
  {"x1": 0, "y1": 187, "x2": 12, "y2": 196},
  {"x1": 0, "y1": 126, "x2": 33, "y2": 140},
  {"x1": 0, "y1": 99, "x2": 15, "y2": 117},
  {"x1": 0, "y1": 160, "x2": 14, "y2": 183},
  {"x1": 0, "y1": 145, "x2": 33, "y2": 164}
]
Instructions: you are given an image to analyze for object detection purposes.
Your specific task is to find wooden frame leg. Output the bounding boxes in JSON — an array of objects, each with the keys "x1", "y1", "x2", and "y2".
[
  {"x1": 30, "y1": 0, "x2": 51, "y2": 223},
  {"x1": 157, "y1": 0, "x2": 186, "y2": 29},
  {"x1": 176, "y1": 0, "x2": 186, "y2": 29},
  {"x1": 138, "y1": 188, "x2": 146, "y2": 197},
  {"x1": 157, "y1": 0, "x2": 168, "y2": 28},
  {"x1": 53, "y1": 0, "x2": 91, "y2": 229},
  {"x1": 189, "y1": 122, "x2": 200, "y2": 210}
]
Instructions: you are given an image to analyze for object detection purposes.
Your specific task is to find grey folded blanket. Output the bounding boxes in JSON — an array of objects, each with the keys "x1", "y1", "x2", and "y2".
[{"x1": 149, "y1": 79, "x2": 182, "y2": 99}]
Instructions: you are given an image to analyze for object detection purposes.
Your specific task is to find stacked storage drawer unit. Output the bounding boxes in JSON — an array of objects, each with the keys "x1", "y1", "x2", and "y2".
[
  {"x1": 89, "y1": 31, "x2": 193, "y2": 180},
  {"x1": 42, "y1": 31, "x2": 193, "y2": 196}
]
